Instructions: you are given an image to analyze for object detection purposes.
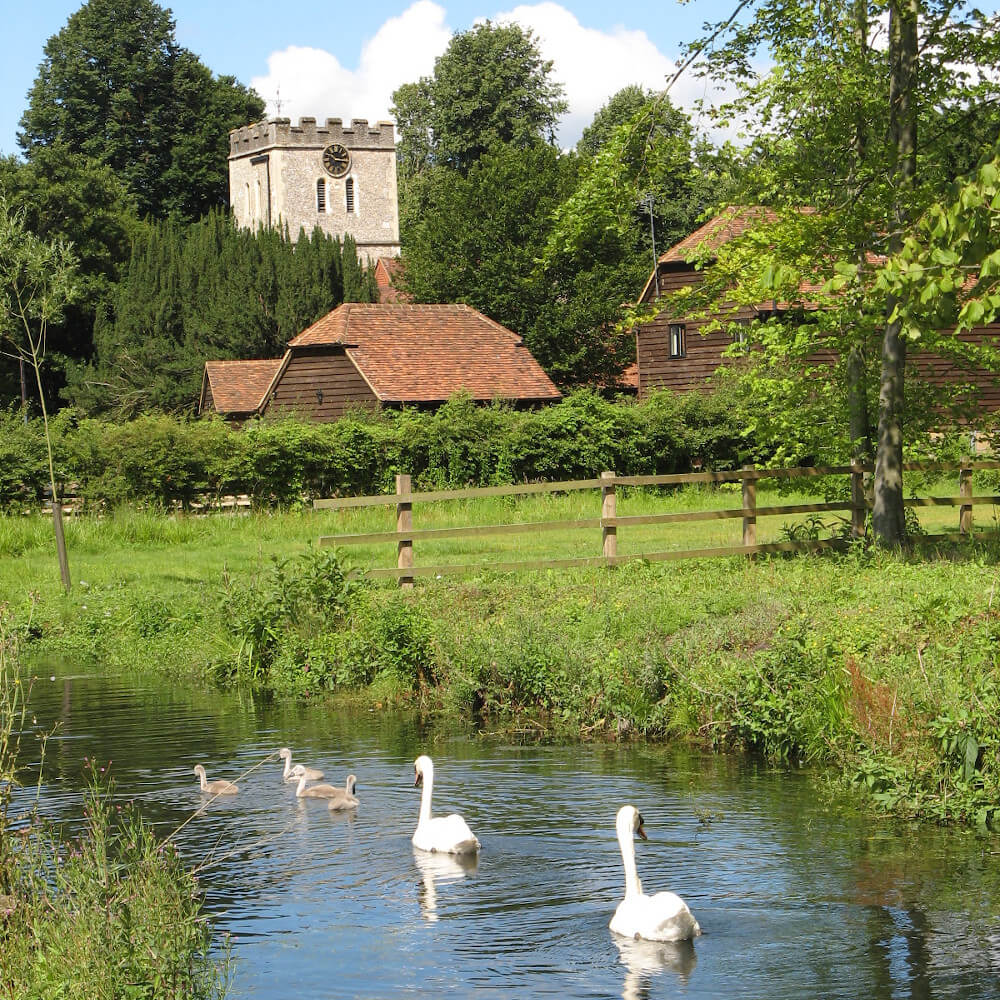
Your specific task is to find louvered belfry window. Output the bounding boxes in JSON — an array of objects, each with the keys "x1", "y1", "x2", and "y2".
[
  {"x1": 345, "y1": 177, "x2": 355, "y2": 213},
  {"x1": 316, "y1": 178, "x2": 326, "y2": 213}
]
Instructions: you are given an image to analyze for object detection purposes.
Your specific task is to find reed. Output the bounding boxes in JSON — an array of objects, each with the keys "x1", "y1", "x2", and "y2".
[{"x1": 0, "y1": 611, "x2": 229, "y2": 999}]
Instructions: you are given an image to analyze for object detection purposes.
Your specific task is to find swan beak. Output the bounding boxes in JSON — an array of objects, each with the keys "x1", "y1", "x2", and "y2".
[
  {"x1": 414, "y1": 770, "x2": 422, "y2": 787},
  {"x1": 637, "y1": 823, "x2": 648, "y2": 840}
]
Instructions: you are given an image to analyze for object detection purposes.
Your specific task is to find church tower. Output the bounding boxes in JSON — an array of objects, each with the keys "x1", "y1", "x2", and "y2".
[{"x1": 228, "y1": 117, "x2": 400, "y2": 262}]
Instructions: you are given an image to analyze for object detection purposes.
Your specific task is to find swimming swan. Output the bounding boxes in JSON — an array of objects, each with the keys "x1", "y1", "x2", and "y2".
[
  {"x1": 278, "y1": 747, "x2": 324, "y2": 782},
  {"x1": 294, "y1": 772, "x2": 357, "y2": 803},
  {"x1": 328, "y1": 775, "x2": 360, "y2": 811},
  {"x1": 610, "y1": 805, "x2": 700, "y2": 942},
  {"x1": 193, "y1": 764, "x2": 238, "y2": 795},
  {"x1": 412, "y1": 755, "x2": 480, "y2": 855}
]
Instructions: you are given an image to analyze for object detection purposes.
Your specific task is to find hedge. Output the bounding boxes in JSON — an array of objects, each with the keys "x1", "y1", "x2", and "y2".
[{"x1": 0, "y1": 389, "x2": 750, "y2": 508}]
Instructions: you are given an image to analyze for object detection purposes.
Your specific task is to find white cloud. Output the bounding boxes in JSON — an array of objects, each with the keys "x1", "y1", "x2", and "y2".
[
  {"x1": 252, "y1": 1, "x2": 451, "y2": 125},
  {"x1": 252, "y1": 1, "x2": 732, "y2": 145}
]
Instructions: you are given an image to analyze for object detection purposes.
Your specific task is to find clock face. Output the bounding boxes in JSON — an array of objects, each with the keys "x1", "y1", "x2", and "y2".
[{"x1": 322, "y1": 143, "x2": 351, "y2": 178}]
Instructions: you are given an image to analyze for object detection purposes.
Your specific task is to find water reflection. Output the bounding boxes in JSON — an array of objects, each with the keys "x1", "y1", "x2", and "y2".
[
  {"x1": 414, "y1": 850, "x2": 479, "y2": 922},
  {"x1": 613, "y1": 936, "x2": 697, "y2": 999}
]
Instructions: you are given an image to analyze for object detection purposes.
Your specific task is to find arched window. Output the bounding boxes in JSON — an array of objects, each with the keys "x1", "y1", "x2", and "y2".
[
  {"x1": 316, "y1": 178, "x2": 327, "y2": 213},
  {"x1": 245, "y1": 183, "x2": 251, "y2": 220},
  {"x1": 255, "y1": 179, "x2": 262, "y2": 219},
  {"x1": 345, "y1": 177, "x2": 355, "y2": 214}
]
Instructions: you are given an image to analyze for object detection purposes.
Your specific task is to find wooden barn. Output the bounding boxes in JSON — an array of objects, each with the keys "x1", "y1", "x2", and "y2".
[
  {"x1": 199, "y1": 303, "x2": 561, "y2": 422},
  {"x1": 634, "y1": 206, "x2": 1000, "y2": 408}
]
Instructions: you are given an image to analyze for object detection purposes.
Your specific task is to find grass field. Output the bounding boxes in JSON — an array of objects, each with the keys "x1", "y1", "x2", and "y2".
[{"x1": 4, "y1": 478, "x2": 1000, "y2": 831}]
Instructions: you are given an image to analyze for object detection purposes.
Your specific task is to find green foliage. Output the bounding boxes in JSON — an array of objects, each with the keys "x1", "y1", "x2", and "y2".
[
  {"x1": 391, "y1": 21, "x2": 566, "y2": 178},
  {"x1": 18, "y1": 0, "x2": 263, "y2": 220},
  {"x1": 2, "y1": 778, "x2": 227, "y2": 999},
  {"x1": 878, "y1": 152, "x2": 1000, "y2": 340},
  {"x1": 392, "y1": 42, "x2": 712, "y2": 386},
  {"x1": 0, "y1": 389, "x2": 752, "y2": 508},
  {"x1": 0, "y1": 146, "x2": 139, "y2": 403},
  {"x1": 221, "y1": 548, "x2": 355, "y2": 684},
  {"x1": 0, "y1": 617, "x2": 226, "y2": 998},
  {"x1": 724, "y1": 629, "x2": 849, "y2": 761}
]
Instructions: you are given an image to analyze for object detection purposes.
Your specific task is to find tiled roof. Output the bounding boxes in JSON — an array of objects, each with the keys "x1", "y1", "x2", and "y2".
[
  {"x1": 203, "y1": 359, "x2": 283, "y2": 414},
  {"x1": 641, "y1": 206, "x2": 883, "y2": 307},
  {"x1": 375, "y1": 257, "x2": 410, "y2": 303},
  {"x1": 657, "y1": 206, "x2": 792, "y2": 266},
  {"x1": 288, "y1": 303, "x2": 561, "y2": 402}
]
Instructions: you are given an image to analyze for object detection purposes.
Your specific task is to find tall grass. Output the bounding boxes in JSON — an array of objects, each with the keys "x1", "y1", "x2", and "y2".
[{"x1": 0, "y1": 613, "x2": 229, "y2": 999}]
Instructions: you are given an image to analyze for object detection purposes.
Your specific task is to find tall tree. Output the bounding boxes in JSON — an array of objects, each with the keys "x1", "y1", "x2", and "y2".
[
  {"x1": 73, "y1": 214, "x2": 377, "y2": 416},
  {"x1": 0, "y1": 147, "x2": 139, "y2": 406},
  {"x1": 391, "y1": 21, "x2": 567, "y2": 180},
  {"x1": 555, "y1": 1, "x2": 1000, "y2": 546},
  {"x1": 0, "y1": 198, "x2": 78, "y2": 591},
  {"x1": 18, "y1": 0, "x2": 264, "y2": 220}
]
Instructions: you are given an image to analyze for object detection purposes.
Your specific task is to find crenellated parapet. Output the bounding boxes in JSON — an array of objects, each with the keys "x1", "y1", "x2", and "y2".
[{"x1": 229, "y1": 117, "x2": 396, "y2": 156}]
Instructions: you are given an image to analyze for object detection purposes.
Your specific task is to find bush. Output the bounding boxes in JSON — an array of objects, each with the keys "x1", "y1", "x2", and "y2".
[
  {"x1": 221, "y1": 547, "x2": 356, "y2": 684},
  {"x1": 0, "y1": 388, "x2": 761, "y2": 509}
]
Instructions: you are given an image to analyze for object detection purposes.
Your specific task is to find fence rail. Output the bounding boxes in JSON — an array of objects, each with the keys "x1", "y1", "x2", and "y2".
[{"x1": 315, "y1": 461, "x2": 1000, "y2": 586}]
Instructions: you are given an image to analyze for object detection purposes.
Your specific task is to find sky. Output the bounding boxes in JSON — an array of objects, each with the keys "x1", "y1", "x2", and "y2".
[{"x1": 2, "y1": 0, "x2": 742, "y2": 158}]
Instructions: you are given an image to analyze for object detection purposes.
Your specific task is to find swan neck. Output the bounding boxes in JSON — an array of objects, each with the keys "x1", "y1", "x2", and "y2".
[
  {"x1": 419, "y1": 767, "x2": 433, "y2": 824},
  {"x1": 295, "y1": 774, "x2": 307, "y2": 797},
  {"x1": 618, "y1": 824, "x2": 643, "y2": 898},
  {"x1": 281, "y1": 756, "x2": 291, "y2": 779}
]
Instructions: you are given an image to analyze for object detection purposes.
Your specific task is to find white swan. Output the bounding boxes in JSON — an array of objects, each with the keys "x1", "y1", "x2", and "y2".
[
  {"x1": 193, "y1": 764, "x2": 238, "y2": 795},
  {"x1": 412, "y1": 755, "x2": 480, "y2": 854},
  {"x1": 278, "y1": 747, "x2": 324, "y2": 781},
  {"x1": 294, "y1": 772, "x2": 357, "y2": 804},
  {"x1": 610, "y1": 805, "x2": 700, "y2": 942}
]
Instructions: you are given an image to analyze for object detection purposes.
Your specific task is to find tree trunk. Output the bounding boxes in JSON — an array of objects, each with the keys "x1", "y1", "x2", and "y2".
[
  {"x1": 847, "y1": 1, "x2": 872, "y2": 469},
  {"x1": 873, "y1": 0, "x2": 918, "y2": 547},
  {"x1": 847, "y1": 341, "x2": 871, "y2": 463}
]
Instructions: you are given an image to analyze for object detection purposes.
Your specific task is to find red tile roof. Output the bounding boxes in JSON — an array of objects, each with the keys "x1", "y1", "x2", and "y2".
[
  {"x1": 658, "y1": 206, "x2": 790, "y2": 266},
  {"x1": 203, "y1": 359, "x2": 283, "y2": 414},
  {"x1": 375, "y1": 256, "x2": 410, "y2": 303},
  {"x1": 287, "y1": 303, "x2": 561, "y2": 403},
  {"x1": 640, "y1": 205, "x2": 883, "y2": 307}
]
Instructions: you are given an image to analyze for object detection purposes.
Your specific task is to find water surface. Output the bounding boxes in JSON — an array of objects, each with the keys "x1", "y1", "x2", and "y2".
[{"x1": 15, "y1": 667, "x2": 1000, "y2": 999}]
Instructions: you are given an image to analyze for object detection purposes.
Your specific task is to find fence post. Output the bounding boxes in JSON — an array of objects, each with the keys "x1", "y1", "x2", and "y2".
[
  {"x1": 742, "y1": 464, "x2": 756, "y2": 552},
  {"x1": 850, "y1": 461, "x2": 866, "y2": 540},
  {"x1": 601, "y1": 471, "x2": 617, "y2": 563},
  {"x1": 959, "y1": 459, "x2": 973, "y2": 536},
  {"x1": 396, "y1": 473, "x2": 414, "y2": 589}
]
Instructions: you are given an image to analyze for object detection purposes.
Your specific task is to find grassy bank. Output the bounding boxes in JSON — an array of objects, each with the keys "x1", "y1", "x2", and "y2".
[
  {"x1": 0, "y1": 620, "x2": 228, "y2": 999},
  {"x1": 3, "y1": 487, "x2": 1000, "y2": 832}
]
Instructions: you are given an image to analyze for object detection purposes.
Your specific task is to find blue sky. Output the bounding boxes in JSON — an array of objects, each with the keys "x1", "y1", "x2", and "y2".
[{"x1": 3, "y1": 0, "x2": 739, "y2": 157}]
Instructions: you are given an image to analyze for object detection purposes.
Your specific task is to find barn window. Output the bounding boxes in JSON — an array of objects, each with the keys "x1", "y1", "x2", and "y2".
[
  {"x1": 345, "y1": 177, "x2": 355, "y2": 214},
  {"x1": 669, "y1": 324, "x2": 686, "y2": 359},
  {"x1": 316, "y1": 178, "x2": 327, "y2": 213}
]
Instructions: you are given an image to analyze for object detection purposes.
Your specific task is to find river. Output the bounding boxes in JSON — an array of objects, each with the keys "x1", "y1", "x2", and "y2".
[{"x1": 13, "y1": 666, "x2": 1000, "y2": 999}]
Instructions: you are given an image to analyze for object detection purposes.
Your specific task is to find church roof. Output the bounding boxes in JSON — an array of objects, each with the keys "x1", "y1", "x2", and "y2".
[
  {"x1": 287, "y1": 303, "x2": 561, "y2": 403},
  {"x1": 375, "y1": 257, "x2": 409, "y2": 303}
]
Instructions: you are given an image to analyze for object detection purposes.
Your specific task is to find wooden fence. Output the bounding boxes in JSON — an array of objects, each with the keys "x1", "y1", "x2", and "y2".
[{"x1": 315, "y1": 460, "x2": 1000, "y2": 587}]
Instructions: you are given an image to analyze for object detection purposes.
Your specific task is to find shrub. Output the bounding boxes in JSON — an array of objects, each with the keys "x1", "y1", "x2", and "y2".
[{"x1": 0, "y1": 387, "x2": 783, "y2": 509}]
